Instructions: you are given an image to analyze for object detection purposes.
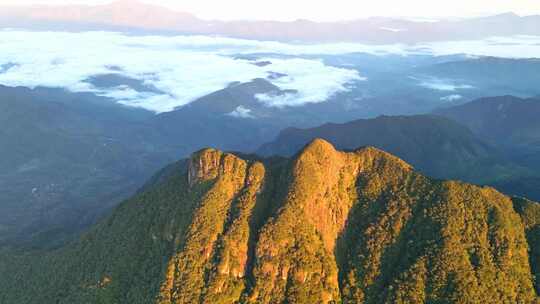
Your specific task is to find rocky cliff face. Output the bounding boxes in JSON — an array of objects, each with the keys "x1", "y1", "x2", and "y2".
[{"x1": 1, "y1": 139, "x2": 538, "y2": 303}]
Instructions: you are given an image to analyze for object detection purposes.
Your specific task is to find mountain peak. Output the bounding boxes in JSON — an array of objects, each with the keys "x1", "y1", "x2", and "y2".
[{"x1": 299, "y1": 138, "x2": 337, "y2": 156}]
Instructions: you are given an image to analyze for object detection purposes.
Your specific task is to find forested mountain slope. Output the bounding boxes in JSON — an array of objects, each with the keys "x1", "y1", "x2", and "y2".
[{"x1": 1, "y1": 139, "x2": 538, "y2": 303}]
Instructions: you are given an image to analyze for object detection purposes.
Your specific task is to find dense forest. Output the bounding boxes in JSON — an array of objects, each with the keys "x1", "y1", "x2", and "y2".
[{"x1": 1, "y1": 139, "x2": 539, "y2": 303}]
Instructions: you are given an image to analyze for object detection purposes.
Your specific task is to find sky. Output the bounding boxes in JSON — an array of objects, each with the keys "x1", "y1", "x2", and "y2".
[{"x1": 0, "y1": 0, "x2": 539, "y2": 21}]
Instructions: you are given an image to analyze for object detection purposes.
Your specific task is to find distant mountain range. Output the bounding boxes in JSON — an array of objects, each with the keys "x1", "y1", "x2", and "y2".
[
  {"x1": 257, "y1": 115, "x2": 520, "y2": 183},
  {"x1": 1, "y1": 0, "x2": 540, "y2": 43},
  {"x1": 1, "y1": 140, "x2": 538, "y2": 303},
  {"x1": 436, "y1": 95, "x2": 540, "y2": 150}
]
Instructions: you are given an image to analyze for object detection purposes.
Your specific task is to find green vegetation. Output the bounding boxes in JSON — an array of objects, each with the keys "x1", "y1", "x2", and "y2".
[
  {"x1": 513, "y1": 197, "x2": 540, "y2": 295},
  {"x1": 0, "y1": 161, "x2": 202, "y2": 304},
  {"x1": 1, "y1": 139, "x2": 539, "y2": 303}
]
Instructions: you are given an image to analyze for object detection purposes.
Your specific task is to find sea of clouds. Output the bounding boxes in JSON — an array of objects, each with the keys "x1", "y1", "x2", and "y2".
[{"x1": 0, "y1": 30, "x2": 539, "y2": 112}]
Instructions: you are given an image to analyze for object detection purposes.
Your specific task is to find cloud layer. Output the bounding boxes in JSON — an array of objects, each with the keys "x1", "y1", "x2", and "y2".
[
  {"x1": 0, "y1": 30, "x2": 539, "y2": 112},
  {"x1": 0, "y1": 30, "x2": 363, "y2": 112}
]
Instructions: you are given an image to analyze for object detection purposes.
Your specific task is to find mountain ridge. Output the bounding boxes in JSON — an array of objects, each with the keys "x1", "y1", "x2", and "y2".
[
  {"x1": 256, "y1": 114, "x2": 523, "y2": 183},
  {"x1": 2, "y1": 1, "x2": 540, "y2": 43},
  {"x1": 435, "y1": 95, "x2": 540, "y2": 149}
]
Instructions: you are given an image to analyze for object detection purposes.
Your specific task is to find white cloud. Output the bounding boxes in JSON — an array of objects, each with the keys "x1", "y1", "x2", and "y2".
[
  {"x1": 421, "y1": 82, "x2": 474, "y2": 91},
  {"x1": 255, "y1": 92, "x2": 297, "y2": 108},
  {"x1": 227, "y1": 106, "x2": 254, "y2": 118},
  {"x1": 0, "y1": 30, "x2": 363, "y2": 112},
  {"x1": 169, "y1": 34, "x2": 540, "y2": 58},
  {"x1": 440, "y1": 94, "x2": 463, "y2": 102},
  {"x1": 254, "y1": 58, "x2": 364, "y2": 107},
  {"x1": 410, "y1": 76, "x2": 474, "y2": 91},
  {"x1": 379, "y1": 27, "x2": 407, "y2": 33}
]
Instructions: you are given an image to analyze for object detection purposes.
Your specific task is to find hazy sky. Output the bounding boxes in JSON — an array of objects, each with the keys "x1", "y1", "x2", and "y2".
[{"x1": 0, "y1": 0, "x2": 539, "y2": 21}]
